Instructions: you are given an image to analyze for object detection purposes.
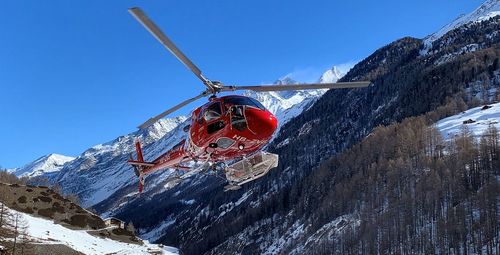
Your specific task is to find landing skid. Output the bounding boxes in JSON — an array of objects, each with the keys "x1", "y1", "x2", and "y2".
[{"x1": 160, "y1": 151, "x2": 278, "y2": 192}]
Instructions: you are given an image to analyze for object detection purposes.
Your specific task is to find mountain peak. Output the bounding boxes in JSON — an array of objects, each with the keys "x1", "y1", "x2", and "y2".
[
  {"x1": 424, "y1": 0, "x2": 500, "y2": 44},
  {"x1": 143, "y1": 116, "x2": 188, "y2": 140},
  {"x1": 12, "y1": 153, "x2": 75, "y2": 177},
  {"x1": 274, "y1": 76, "x2": 298, "y2": 85},
  {"x1": 318, "y1": 66, "x2": 345, "y2": 83}
]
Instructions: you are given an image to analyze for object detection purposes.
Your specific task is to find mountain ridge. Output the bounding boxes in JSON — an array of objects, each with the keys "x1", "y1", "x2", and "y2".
[
  {"x1": 421, "y1": 0, "x2": 500, "y2": 54},
  {"x1": 8, "y1": 153, "x2": 75, "y2": 178}
]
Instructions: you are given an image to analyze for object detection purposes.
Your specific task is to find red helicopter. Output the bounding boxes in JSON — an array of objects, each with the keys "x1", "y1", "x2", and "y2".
[{"x1": 127, "y1": 7, "x2": 370, "y2": 192}]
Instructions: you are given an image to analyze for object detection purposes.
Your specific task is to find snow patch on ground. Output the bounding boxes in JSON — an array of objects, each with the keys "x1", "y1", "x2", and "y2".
[
  {"x1": 436, "y1": 102, "x2": 500, "y2": 140},
  {"x1": 11, "y1": 206, "x2": 179, "y2": 255},
  {"x1": 290, "y1": 214, "x2": 360, "y2": 255},
  {"x1": 218, "y1": 191, "x2": 253, "y2": 218},
  {"x1": 262, "y1": 221, "x2": 305, "y2": 255},
  {"x1": 434, "y1": 43, "x2": 479, "y2": 66},
  {"x1": 276, "y1": 138, "x2": 290, "y2": 148},
  {"x1": 180, "y1": 199, "x2": 196, "y2": 205},
  {"x1": 139, "y1": 218, "x2": 176, "y2": 243}
]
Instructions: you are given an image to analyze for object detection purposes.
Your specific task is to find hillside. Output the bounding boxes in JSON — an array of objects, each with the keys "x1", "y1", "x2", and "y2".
[
  {"x1": 0, "y1": 183, "x2": 178, "y2": 254},
  {"x1": 0, "y1": 183, "x2": 105, "y2": 230},
  {"x1": 21, "y1": 210, "x2": 178, "y2": 255},
  {"x1": 279, "y1": 109, "x2": 499, "y2": 254},
  {"x1": 423, "y1": 0, "x2": 500, "y2": 47},
  {"x1": 437, "y1": 102, "x2": 500, "y2": 140}
]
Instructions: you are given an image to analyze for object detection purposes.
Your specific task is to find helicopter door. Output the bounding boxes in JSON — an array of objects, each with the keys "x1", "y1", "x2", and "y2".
[{"x1": 204, "y1": 102, "x2": 225, "y2": 134}]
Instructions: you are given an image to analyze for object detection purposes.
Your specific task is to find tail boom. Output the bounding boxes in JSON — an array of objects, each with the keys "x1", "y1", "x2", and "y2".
[{"x1": 128, "y1": 139, "x2": 190, "y2": 192}]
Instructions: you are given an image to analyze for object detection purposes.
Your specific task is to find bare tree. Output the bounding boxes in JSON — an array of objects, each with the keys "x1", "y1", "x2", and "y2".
[
  {"x1": 9, "y1": 212, "x2": 32, "y2": 255},
  {"x1": 127, "y1": 221, "x2": 135, "y2": 234},
  {"x1": 0, "y1": 202, "x2": 14, "y2": 248},
  {"x1": 65, "y1": 193, "x2": 81, "y2": 206}
]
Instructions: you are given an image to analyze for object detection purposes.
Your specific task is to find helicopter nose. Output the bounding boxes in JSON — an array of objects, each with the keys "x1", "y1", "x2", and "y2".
[{"x1": 246, "y1": 108, "x2": 278, "y2": 139}]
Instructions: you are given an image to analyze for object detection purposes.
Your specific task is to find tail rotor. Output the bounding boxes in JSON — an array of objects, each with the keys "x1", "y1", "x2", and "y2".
[{"x1": 129, "y1": 140, "x2": 147, "y2": 193}]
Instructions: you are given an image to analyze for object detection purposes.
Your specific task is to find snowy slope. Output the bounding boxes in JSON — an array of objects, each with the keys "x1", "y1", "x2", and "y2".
[
  {"x1": 52, "y1": 116, "x2": 187, "y2": 207},
  {"x1": 436, "y1": 102, "x2": 500, "y2": 140},
  {"x1": 6, "y1": 205, "x2": 178, "y2": 255},
  {"x1": 9, "y1": 154, "x2": 75, "y2": 177},
  {"x1": 422, "y1": 0, "x2": 500, "y2": 53}
]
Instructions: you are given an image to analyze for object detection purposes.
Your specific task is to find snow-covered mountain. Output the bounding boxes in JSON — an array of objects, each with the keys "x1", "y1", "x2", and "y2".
[
  {"x1": 243, "y1": 79, "x2": 323, "y2": 131},
  {"x1": 49, "y1": 116, "x2": 188, "y2": 207},
  {"x1": 8, "y1": 153, "x2": 75, "y2": 177},
  {"x1": 421, "y1": 0, "x2": 500, "y2": 54},
  {"x1": 318, "y1": 66, "x2": 343, "y2": 83}
]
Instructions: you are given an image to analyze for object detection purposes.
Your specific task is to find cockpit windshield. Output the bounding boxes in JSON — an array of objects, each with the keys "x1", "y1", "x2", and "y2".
[{"x1": 223, "y1": 97, "x2": 266, "y2": 110}]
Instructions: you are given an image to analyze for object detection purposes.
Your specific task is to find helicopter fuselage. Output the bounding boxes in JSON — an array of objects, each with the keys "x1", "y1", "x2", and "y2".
[{"x1": 134, "y1": 95, "x2": 278, "y2": 175}]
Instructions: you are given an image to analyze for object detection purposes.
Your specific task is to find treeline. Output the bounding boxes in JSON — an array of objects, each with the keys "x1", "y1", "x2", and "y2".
[
  {"x1": 300, "y1": 110, "x2": 499, "y2": 254},
  {"x1": 0, "y1": 172, "x2": 28, "y2": 186},
  {"x1": 0, "y1": 172, "x2": 33, "y2": 255}
]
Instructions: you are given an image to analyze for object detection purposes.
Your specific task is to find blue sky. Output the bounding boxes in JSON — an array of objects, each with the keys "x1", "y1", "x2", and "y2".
[{"x1": 0, "y1": 0, "x2": 485, "y2": 168}]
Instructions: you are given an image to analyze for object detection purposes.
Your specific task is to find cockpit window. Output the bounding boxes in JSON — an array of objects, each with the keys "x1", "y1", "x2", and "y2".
[
  {"x1": 204, "y1": 102, "x2": 222, "y2": 122},
  {"x1": 224, "y1": 97, "x2": 266, "y2": 110},
  {"x1": 249, "y1": 98, "x2": 266, "y2": 110},
  {"x1": 231, "y1": 105, "x2": 247, "y2": 131}
]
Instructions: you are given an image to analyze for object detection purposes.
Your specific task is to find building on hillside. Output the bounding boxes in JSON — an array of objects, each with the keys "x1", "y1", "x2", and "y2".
[
  {"x1": 0, "y1": 245, "x2": 5, "y2": 255},
  {"x1": 146, "y1": 247, "x2": 163, "y2": 255},
  {"x1": 104, "y1": 217, "x2": 125, "y2": 229}
]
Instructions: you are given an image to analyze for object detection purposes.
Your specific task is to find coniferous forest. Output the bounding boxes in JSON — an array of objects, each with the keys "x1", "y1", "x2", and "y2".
[{"x1": 294, "y1": 112, "x2": 499, "y2": 254}]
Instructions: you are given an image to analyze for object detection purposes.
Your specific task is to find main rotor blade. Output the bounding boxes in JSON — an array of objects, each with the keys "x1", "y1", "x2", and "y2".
[
  {"x1": 138, "y1": 91, "x2": 208, "y2": 129},
  {"x1": 220, "y1": 81, "x2": 371, "y2": 92},
  {"x1": 128, "y1": 7, "x2": 211, "y2": 89}
]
